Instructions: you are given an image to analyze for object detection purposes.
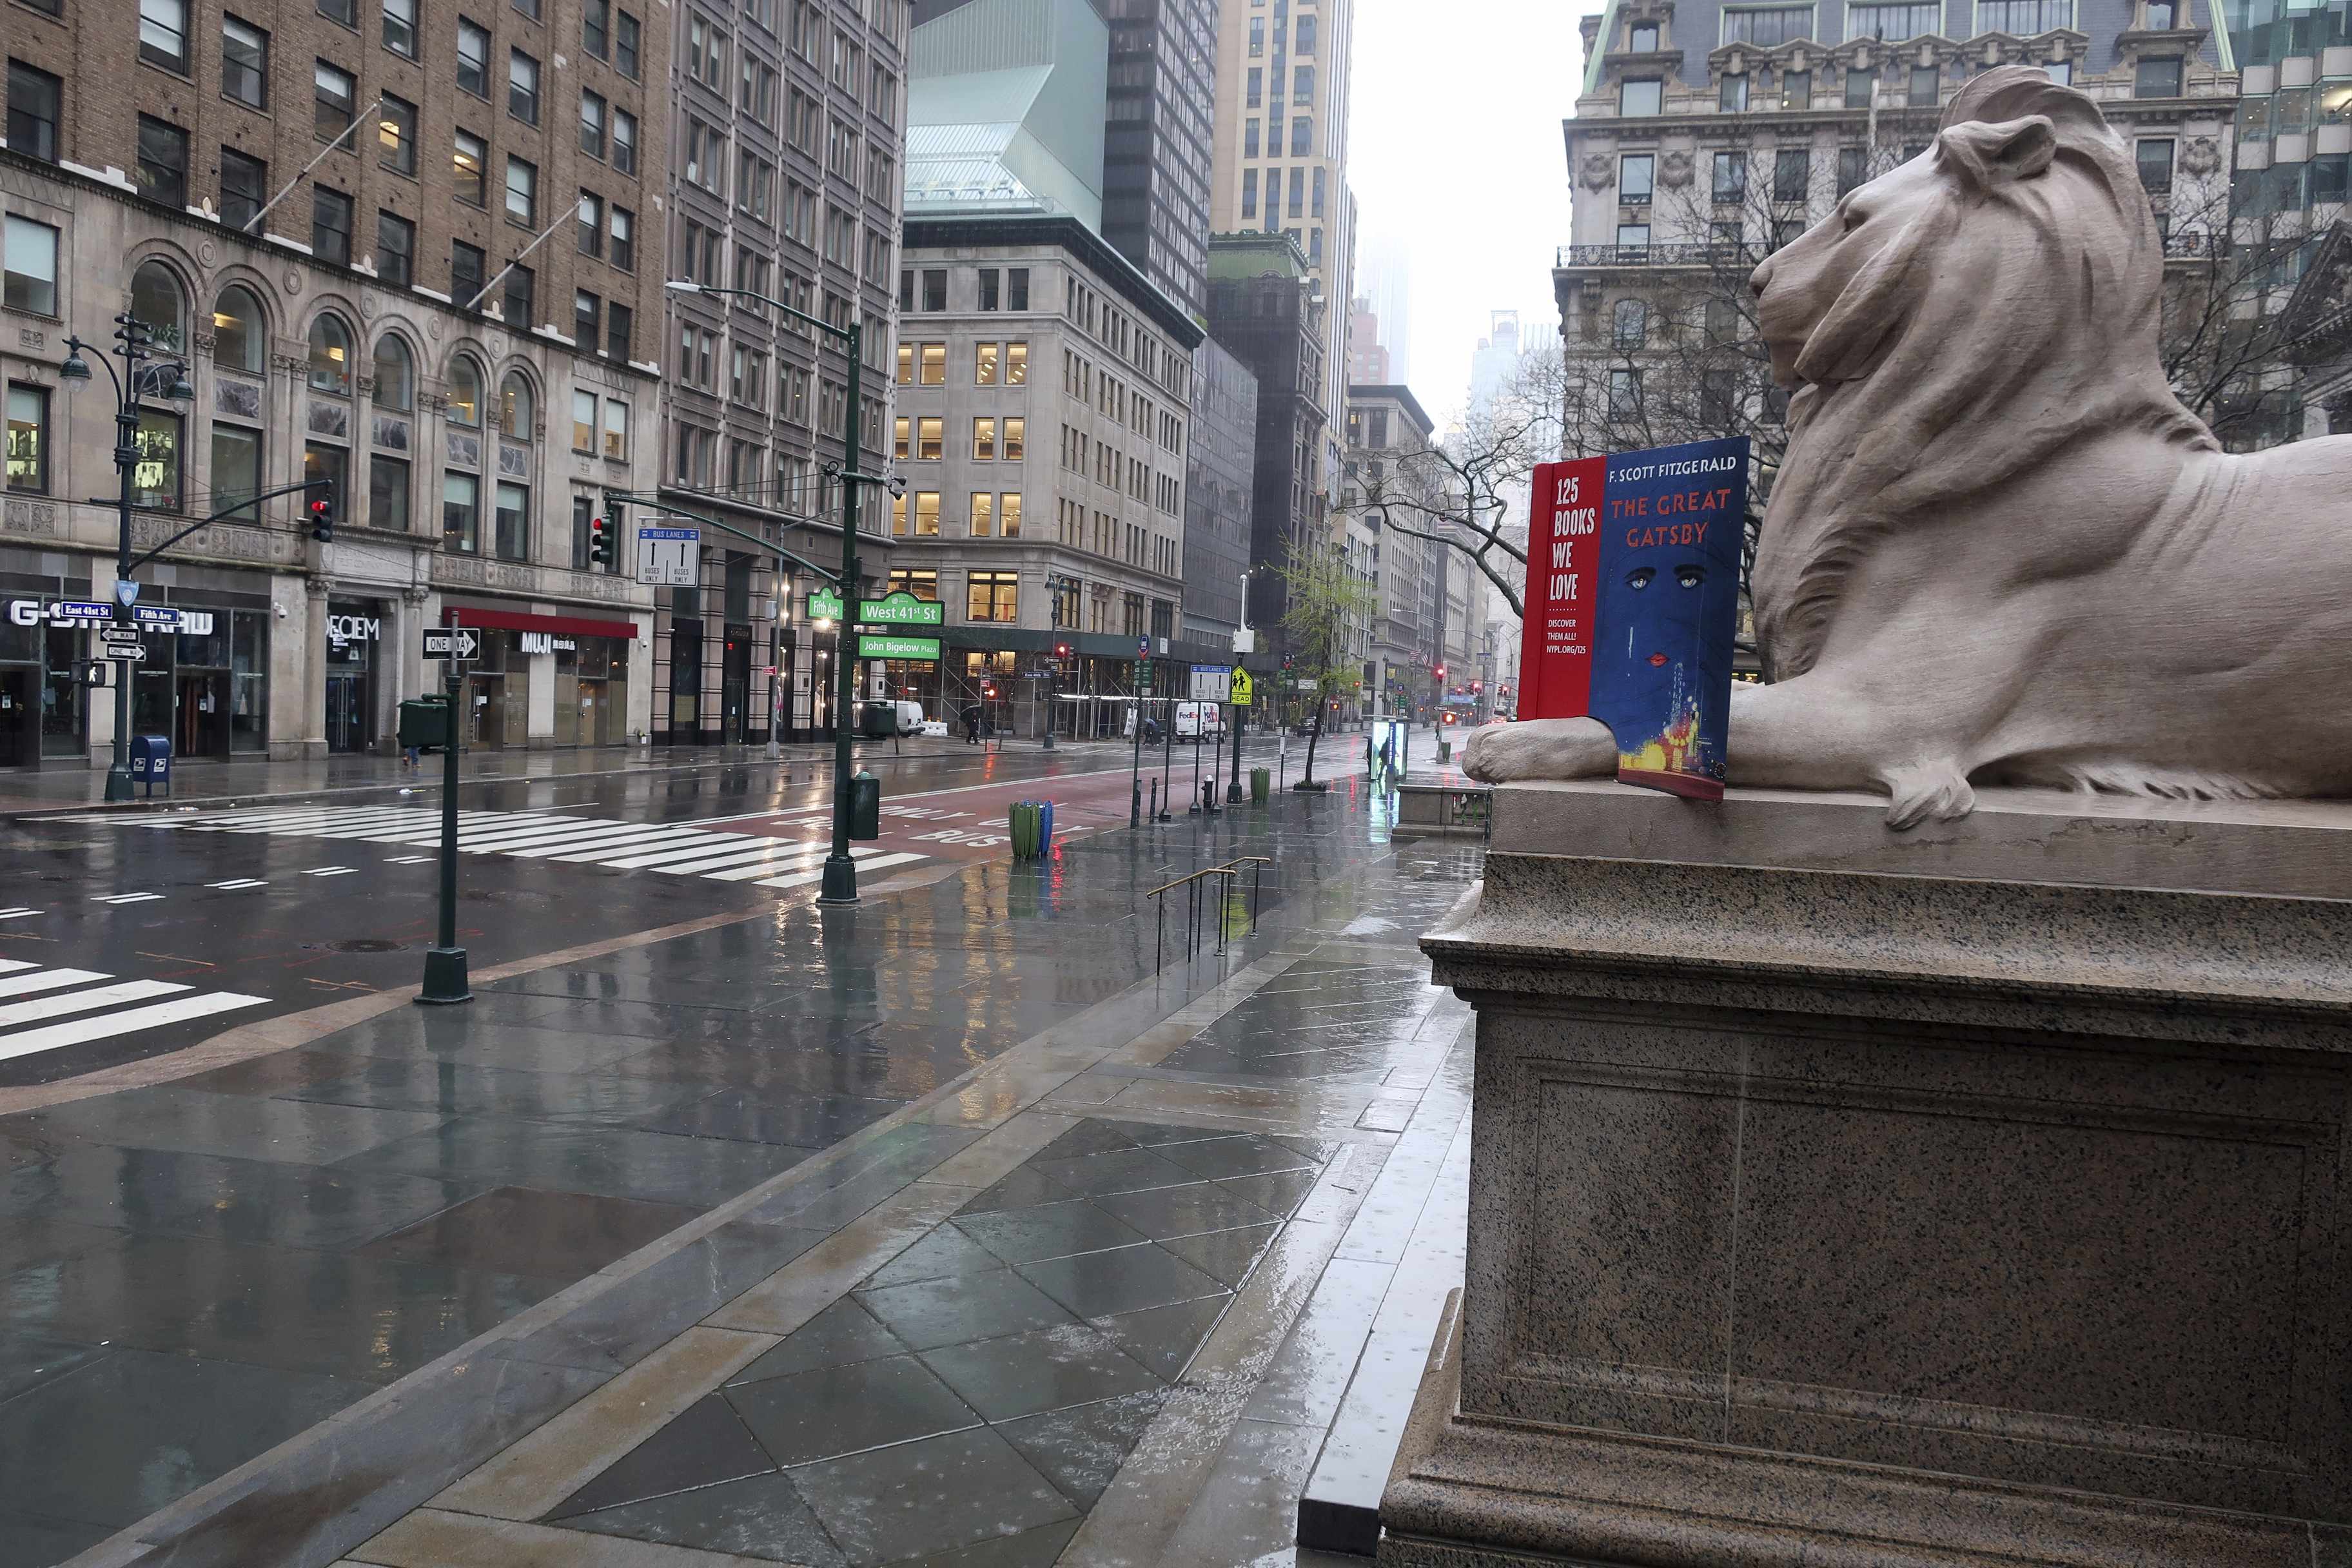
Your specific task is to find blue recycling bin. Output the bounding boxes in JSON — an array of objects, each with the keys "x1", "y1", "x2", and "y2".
[{"x1": 128, "y1": 734, "x2": 172, "y2": 797}]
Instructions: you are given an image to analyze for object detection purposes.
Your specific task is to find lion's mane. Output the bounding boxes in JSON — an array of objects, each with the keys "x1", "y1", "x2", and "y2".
[{"x1": 1749, "y1": 65, "x2": 2217, "y2": 682}]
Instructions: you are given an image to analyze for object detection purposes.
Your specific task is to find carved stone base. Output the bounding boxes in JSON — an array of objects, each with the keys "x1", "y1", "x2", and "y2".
[{"x1": 1386, "y1": 787, "x2": 2352, "y2": 1567}]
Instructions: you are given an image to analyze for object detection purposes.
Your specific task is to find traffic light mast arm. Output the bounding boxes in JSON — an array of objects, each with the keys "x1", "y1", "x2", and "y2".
[
  {"x1": 603, "y1": 492, "x2": 841, "y2": 584},
  {"x1": 118, "y1": 477, "x2": 335, "y2": 580}
]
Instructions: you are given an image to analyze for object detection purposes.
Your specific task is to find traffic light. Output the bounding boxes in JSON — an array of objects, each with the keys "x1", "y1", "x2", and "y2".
[
  {"x1": 1054, "y1": 641, "x2": 1072, "y2": 660},
  {"x1": 308, "y1": 479, "x2": 335, "y2": 544},
  {"x1": 981, "y1": 683, "x2": 997, "y2": 700},
  {"x1": 589, "y1": 514, "x2": 613, "y2": 565},
  {"x1": 1435, "y1": 664, "x2": 1446, "y2": 681}
]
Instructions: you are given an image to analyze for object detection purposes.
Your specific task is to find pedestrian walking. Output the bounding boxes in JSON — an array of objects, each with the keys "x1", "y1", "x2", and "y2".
[{"x1": 961, "y1": 703, "x2": 983, "y2": 745}]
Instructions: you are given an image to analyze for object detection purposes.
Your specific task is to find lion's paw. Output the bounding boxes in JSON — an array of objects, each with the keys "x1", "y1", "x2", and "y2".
[
  {"x1": 1881, "y1": 763, "x2": 1977, "y2": 829},
  {"x1": 1462, "y1": 719, "x2": 1620, "y2": 784}
]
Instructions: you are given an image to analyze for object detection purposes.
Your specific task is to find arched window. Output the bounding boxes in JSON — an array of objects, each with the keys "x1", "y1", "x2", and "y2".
[
  {"x1": 132, "y1": 260, "x2": 188, "y2": 354},
  {"x1": 211, "y1": 285, "x2": 266, "y2": 373},
  {"x1": 307, "y1": 314, "x2": 353, "y2": 395},
  {"x1": 1611, "y1": 299, "x2": 1648, "y2": 351},
  {"x1": 447, "y1": 356, "x2": 483, "y2": 426},
  {"x1": 373, "y1": 334, "x2": 413, "y2": 410},
  {"x1": 498, "y1": 370, "x2": 534, "y2": 439}
]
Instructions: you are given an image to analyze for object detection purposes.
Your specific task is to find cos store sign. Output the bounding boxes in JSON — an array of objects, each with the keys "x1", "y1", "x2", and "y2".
[{"x1": 9, "y1": 600, "x2": 218, "y2": 635}]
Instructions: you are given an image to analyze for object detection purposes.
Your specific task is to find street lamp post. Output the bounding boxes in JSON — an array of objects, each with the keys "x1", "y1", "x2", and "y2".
[
  {"x1": 58, "y1": 315, "x2": 195, "y2": 801},
  {"x1": 666, "y1": 279, "x2": 884, "y2": 905}
]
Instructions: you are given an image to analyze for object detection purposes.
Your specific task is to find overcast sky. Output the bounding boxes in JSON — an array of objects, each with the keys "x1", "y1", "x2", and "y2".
[{"x1": 1346, "y1": 0, "x2": 1583, "y2": 424}]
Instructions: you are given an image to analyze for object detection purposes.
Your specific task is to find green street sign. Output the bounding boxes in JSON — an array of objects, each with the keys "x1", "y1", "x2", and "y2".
[
  {"x1": 805, "y1": 587, "x2": 845, "y2": 620},
  {"x1": 1135, "y1": 661, "x2": 1154, "y2": 691},
  {"x1": 857, "y1": 591, "x2": 945, "y2": 626},
  {"x1": 858, "y1": 634, "x2": 941, "y2": 661}
]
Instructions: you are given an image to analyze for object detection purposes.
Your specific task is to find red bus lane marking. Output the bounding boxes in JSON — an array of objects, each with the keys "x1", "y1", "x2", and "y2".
[{"x1": 734, "y1": 769, "x2": 1143, "y2": 862}]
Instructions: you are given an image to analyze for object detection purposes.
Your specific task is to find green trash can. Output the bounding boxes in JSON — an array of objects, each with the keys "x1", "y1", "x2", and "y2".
[
  {"x1": 397, "y1": 696, "x2": 453, "y2": 750},
  {"x1": 1438, "y1": 738, "x2": 1453, "y2": 762},
  {"x1": 848, "y1": 770, "x2": 881, "y2": 839},
  {"x1": 1250, "y1": 767, "x2": 1270, "y2": 803},
  {"x1": 1009, "y1": 800, "x2": 1042, "y2": 859}
]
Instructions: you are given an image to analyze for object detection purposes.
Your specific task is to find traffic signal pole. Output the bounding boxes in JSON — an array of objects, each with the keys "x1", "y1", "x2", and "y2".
[{"x1": 418, "y1": 634, "x2": 471, "y2": 1006}]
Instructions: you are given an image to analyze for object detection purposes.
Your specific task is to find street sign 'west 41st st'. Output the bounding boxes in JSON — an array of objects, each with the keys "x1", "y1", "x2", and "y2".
[{"x1": 420, "y1": 627, "x2": 483, "y2": 662}]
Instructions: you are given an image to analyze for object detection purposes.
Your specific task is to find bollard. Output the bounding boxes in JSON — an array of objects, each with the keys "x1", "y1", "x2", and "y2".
[
  {"x1": 1202, "y1": 779, "x2": 1218, "y2": 814},
  {"x1": 1149, "y1": 778, "x2": 1160, "y2": 819}
]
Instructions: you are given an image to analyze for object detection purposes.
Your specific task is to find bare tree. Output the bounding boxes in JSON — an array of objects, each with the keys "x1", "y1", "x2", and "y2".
[
  {"x1": 2155, "y1": 176, "x2": 2311, "y2": 449},
  {"x1": 1279, "y1": 537, "x2": 1378, "y2": 788}
]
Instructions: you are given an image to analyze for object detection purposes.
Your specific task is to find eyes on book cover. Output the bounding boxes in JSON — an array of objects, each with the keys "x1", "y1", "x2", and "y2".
[{"x1": 1516, "y1": 437, "x2": 1749, "y2": 801}]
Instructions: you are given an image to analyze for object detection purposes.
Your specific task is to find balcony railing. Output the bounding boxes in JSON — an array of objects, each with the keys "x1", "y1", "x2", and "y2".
[{"x1": 1556, "y1": 230, "x2": 2223, "y2": 268}]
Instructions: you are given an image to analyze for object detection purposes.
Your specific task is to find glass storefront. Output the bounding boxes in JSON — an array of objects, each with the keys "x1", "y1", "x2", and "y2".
[
  {"x1": 3, "y1": 595, "x2": 267, "y2": 765},
  {"x1": 324, "y1": 599, "x2": 381, "y2": 753}
]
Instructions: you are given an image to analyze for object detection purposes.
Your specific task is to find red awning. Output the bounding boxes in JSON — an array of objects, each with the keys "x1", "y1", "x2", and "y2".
[{"x1": 441, "y1": 606, "x2": 640, "y2": 640}]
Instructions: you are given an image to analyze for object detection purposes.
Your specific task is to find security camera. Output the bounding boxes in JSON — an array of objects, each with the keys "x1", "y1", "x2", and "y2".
[
  {"x1": 275, "y1": 605, "x2": 287, "y2": 619},
  {"x1": 887, "y1": 476, "x2": 906, "y2": 498}
]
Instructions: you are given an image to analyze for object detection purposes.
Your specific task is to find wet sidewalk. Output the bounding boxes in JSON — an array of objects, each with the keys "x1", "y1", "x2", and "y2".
[{"x1": 1, "y1": 784, "x2": 1478, "y2": 1567}]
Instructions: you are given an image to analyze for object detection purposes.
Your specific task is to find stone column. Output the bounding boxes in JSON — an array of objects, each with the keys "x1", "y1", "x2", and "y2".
[{"x1": 299, "y1": 574, "x2": 331, "y2": 761}]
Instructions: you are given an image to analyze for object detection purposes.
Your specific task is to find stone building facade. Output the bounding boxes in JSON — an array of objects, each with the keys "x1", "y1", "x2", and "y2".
[{"x1": 3, "y1": 0, "x2": 667, "y2": 766}]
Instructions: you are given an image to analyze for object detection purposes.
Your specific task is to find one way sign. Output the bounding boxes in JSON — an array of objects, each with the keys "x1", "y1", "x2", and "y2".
[{"x1": 421, "y1": 627, "x2": 482, "y2": 662}]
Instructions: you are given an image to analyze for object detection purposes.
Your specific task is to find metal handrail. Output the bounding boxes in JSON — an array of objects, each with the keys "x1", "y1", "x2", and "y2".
[{"x1": 1150, "y1": 856, "x2": 1270, "y2": 970}]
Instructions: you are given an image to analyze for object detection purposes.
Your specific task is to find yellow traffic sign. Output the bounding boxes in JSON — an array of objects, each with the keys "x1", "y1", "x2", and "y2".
[{"x1": 1227, "y1": 669, "x2": 1254, "y2": 705}]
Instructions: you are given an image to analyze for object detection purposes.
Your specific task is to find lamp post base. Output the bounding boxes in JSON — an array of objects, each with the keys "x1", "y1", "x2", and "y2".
[
  {"x1": 816, "y1": 855, "x2": 859, "y2": 905},
  {"x1": 103, "y1": 765, "x2": 135, "y2": 802},
  {"x1": 415, "y1": 947, "x2": 472, "y2": 1005}
]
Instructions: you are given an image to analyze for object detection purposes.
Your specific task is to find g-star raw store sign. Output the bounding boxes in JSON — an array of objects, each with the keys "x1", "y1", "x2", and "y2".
[{"x1": 8, "y1": 599, "x2": 215, "y2": 634}]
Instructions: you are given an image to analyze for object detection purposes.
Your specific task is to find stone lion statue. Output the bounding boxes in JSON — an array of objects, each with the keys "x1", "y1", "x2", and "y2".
[{"x1": 1469, "y1": 65, "x2": 2352, "y2": 827}]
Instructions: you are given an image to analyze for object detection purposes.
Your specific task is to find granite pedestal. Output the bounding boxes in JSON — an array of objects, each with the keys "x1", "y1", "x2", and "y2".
[{"x1": 1382, "y1": 782, "x2": 2352, "y2": 1568}]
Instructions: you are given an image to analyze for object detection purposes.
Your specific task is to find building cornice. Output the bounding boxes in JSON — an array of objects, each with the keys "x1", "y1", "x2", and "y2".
[{"x1": 901, "y1": 215, "x2": 1206, "y2": 349}]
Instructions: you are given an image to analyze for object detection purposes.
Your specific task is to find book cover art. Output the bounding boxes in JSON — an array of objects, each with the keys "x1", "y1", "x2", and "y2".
[
  {"x1": 1583, "y1": 438, "x2": 1749, "y2": 801},
  {"x1": 1513, "y1": 458, "x2": 1607, "y2": 722}
]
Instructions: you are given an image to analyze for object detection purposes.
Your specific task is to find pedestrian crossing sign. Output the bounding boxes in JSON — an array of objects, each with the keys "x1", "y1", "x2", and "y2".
[{"x1": 1227, "y1": 669, "x2": 1253, "y2": 706}]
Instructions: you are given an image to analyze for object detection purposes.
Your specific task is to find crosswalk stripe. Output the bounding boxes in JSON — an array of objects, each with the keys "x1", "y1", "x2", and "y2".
[
  {"x1": 0, "y1": 910, "x2": 38, "y2": 921},
  {"x1": 447, "y1": 821, "x2": 644, "y2": 850},
  {"x1": 0, "y1": 969, "x2": 113, "y2": 999},
  {"x1": 0, "y1": 961, "x2": 36, "y2": 975},
  {"x1": 608, "y1": 840, "x2": 816, "y2": 874},
  {"x1": 0, "y1": 990, "x2": 271, "y2": 1064},
  {"x1": 518, "y1": 827, "x2": 730, "y2": 860},
  {"x1": 543, "y1": 831, "x2": 741, "y2": 865},
  {"x1": 0, "y1": 979, "x2": 191, "y2": 1028},
  {"x1": 754, "y1": 852, "x2": 926, "y2": 890}
]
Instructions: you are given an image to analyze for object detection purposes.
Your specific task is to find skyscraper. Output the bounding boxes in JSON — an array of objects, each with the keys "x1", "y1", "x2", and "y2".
[{"x1": 1101, "y1": 0, "x2": 1220, "y2": 312}]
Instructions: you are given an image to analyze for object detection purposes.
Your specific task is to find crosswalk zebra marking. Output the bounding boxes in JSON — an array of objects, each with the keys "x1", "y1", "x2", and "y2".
[
  {"x1": 206, "y1": 879, "x2": 269, "y2": 889},
  {"x1": 302, "y1": 867, "x2": 358, "y2": 877},
  {"x1": 0, "y1": 979, "x2": 191, "y2": 1029},
  {"x1": 0, "y1": 910, "x2": 37, "y2": 921},
  {"x1": 0, "y1": 987, "x2": 271, "y2": 1065},
  {"x1": 0, "y1": 968, "x2": 113, "y2": 999},
  {"x1": 93, "y1": 893, "x2": 165, "y2": 905},
  {"x1": 384, "y1": 856, "x2": 435, "y2": 864}
]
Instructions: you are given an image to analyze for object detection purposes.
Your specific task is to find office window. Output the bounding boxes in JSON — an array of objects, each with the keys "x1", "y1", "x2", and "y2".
[
  {"x1": 1908, "y1": 64, "x2": 1939, "y2": 105},
  {"x1": 612, "y1": 108, "x2": 638, "y2": 173},
  {"x1": 373, "y1": 331, "x2": 413, "y2": 408},
  {"x1": 974, "y1": 417, "x2": 996, "y2": 460},
  {"x1": 1297, "y1": 13, "x2": 1317, "y2": 51},
  {"x1": 498, "y1": 374, "x2": 533, "y2": 440},
  {"x1": 369, "y1": 453, "x2": 409, "y2": 531},
  {"x1": 616, "y1": 10, "x2": 641, "y2": 76},
  {"x1": 510, "y1": 50, "x2": 540, "y2": 121},
  {"x1": 999, "y1": 493, "x2": 1021, "y2": 537},
  {"x1": 2145, "y1": 0, "x2": 2177, "y2": 21},
  {"x1": 1712, "y1": 150, "x2": 1748, "y2": 201},
  {"x1": 208, "y1": 424, "x2": 260, "y2": 518},
  {"x1": 447, "y1": 355, "x2": 482, "y2": 425},
  {"x1": 1249, "y1": 17, "x2": 1264, "y2": 53},
  {"x1": 1006, "y1": 342, "x2": 1026, "y2": 384},
  {"x1": 894, "y1": 415, "x2": 910, "y2": 460},
  {"x1": 580, "y1": 91, "x2": 607, "y2": 157},
  {"x1": 979, "y1": 268, "x2": 1001, "y2": 309},
  {"x1": 916, "y1": 417, "x2": 942, "y2": 460},
  {"x1": 502, "y1": 263, "x2": 533, "y2": 327},
  {"x1": 141, "y1": 0, "x2": 191, "y2": 72},
  {"x1": 1845, "y1": 1, "x2": 1938, "y2": 37},
  {"x1": 314, "y1": 63, "x2": 357, "y2": 143},
  {"x1": 910, "y1": 491, "x2": 940, "y2": 535},
  {"x1": 603, "y1": 398, "x2": 629, "y2": 458},
  {"x1": 921, "y1": 269, "x2": 946, "y2": 311},
  {"x1": 384, "y1": 0, "x2": 418, "y2": 55},
  {"x1": 896, "y1": 344, "x2": 915, "y2": 384},
  {"x1": 210, "y1": 148, "x2": 267, "y2": 231},
  {"x1": 136, "y1": 117, "x2": 190, "y2": 208},
  {"x1": 1289, "y1": 166, "x2": 1304, "y2": 217},
  {"x1": 1611, "y1": 299, "x2": 1647, "y2": 350},
  {"x1": 311, "y1": 186, "x2": 353, "y2": 263},
  {"x1": 378, "y1": 94, "x2": 416, "y2": 173},
  {"x1": 1609, "y1": 368, "x2": 1642, "y2": 419},
  {"x1": 505, "y1": 155, "x2": 536, "y2": 222},
  {"x1": 968, "y1": 571, "x2": 1017, "y2": 622},
  {"x1": 495, "y1": 482, "x2": 527, "y2": 560},
  {"x1": 584, "y1": 0, "x2": 609, "y2": 55},
  {"x1": 1291, "y1": 115, "x2": 1310, "y2": 155},
  {"x1": 451, "y1": 240, "x2": 485, "y2": 306},
  {"x1": 576, "y1": 289, "x2": 600, "y2": 344},
  {"x1": 2137, "y1": 137, "x2": 2175, "y2": 191},
  {"x1": 1774, "y1": 147, "x2": 1810, "y2": 202},
  {"x1": 308, "y1": 312, "x2": 353, "y2": 393},
  {"x1": 1245, "y1": 119, "x2": 1260, "y2": 157},
  {"x1": 2135, "y1": 56, "x2": 2182, "y2": 97},
  {"x1": 1620, "y1": 78, "x2": 1662, "y2": 115},
  {"x1": 320, "y1": 0, "x2": 356, "y2": 21},
  {"x1": 2044, "y1": 61, "x2": 2072, "y2": 84},
  {"x1": 6, "y1": 384, "x2": 47, "y2": 493},
  {"x1": 1295, "y1": 64, "x2": 1314, "y2": 106},
  {"x1": 1620, "y1": 153, "x2": 1654, "y2": 204},
  {"x1": 606, "y1": 303, "x2": 631, "y2": 360},
  {"x1": 609, "y1": 207, "x2": 634, "y2": 270},
  {"x1": 447, "y1": 132, "x2": 486, "y2": 207},
  {"x1": 1003, "y1": 417, "x2": 1024, "y2": 460},
  {"x1": 1008, "y1": 270, "x2": 1028, "y2": 310},
  {"x1": 513, "y1": 0, "x2": 537, "y2": 17},
  {"x1": 1779, "y1": 70, "x2": 1811, "y2": 108},
  {"x1": 969, "y1": 492, "x2": 997, "y2": 536},
  {"x1": 3, "y1": 217, "x2": 58, "y2": 316},
  {"x1": 1720, "y1": 72, "x2": 1749, "y2": 111},
  {"x1": 456, "y1": 18, "x2": 489, "y2": 93},
  {"x1": 1242, "y1": 168, "x2": 1258, "y2": 217},
  {"x1": 1845, "y1": 67, "x2": 1876, "y2": 106},
  {"x1": 1978, "y1": 0, "x2": 2072, "y2": 26},
  {"x1": 1616, "y1": 223, "x2": 1651, "y2": 249},
  {"x1": 1838, "y1": 145, "x2": 1869, "y2": 196},
  {"x1": 1770, "y1": 216, "x2": 1807, "y2": 249},
  {"x1": 919, "y1": 342, "x2": 945, "y2": 384},
  {"x1": 1248, "y1": 66, "x2": 1262, "y2": 106},
  {"x1": 376, "y1": 211, "x2": 415, "y2": 284},
  {"x1": 976, "y1": 342, "x2": 1000, "y2": 384},
  {"x1": 576, "y1": 192, "x2": 602, "y2": 255},
  {"x1": 222, "y1": 18, "x2": 269, "y2": 106}
]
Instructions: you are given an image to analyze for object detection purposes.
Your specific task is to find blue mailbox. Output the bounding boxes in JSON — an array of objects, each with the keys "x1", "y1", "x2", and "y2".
[{"x1": 128, "y1": 734, "x2": 172, "y2": 797}]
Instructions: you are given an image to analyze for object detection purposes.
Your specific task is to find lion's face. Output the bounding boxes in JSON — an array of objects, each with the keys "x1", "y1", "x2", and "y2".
[{"x1": 1749, "y1": 153, "x2": 1948, "y2": 390}]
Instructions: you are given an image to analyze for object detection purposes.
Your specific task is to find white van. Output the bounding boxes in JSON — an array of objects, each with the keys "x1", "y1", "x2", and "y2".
[{"x1": 1174, "y1": 701, "x2": 1224, "y2": 743}]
